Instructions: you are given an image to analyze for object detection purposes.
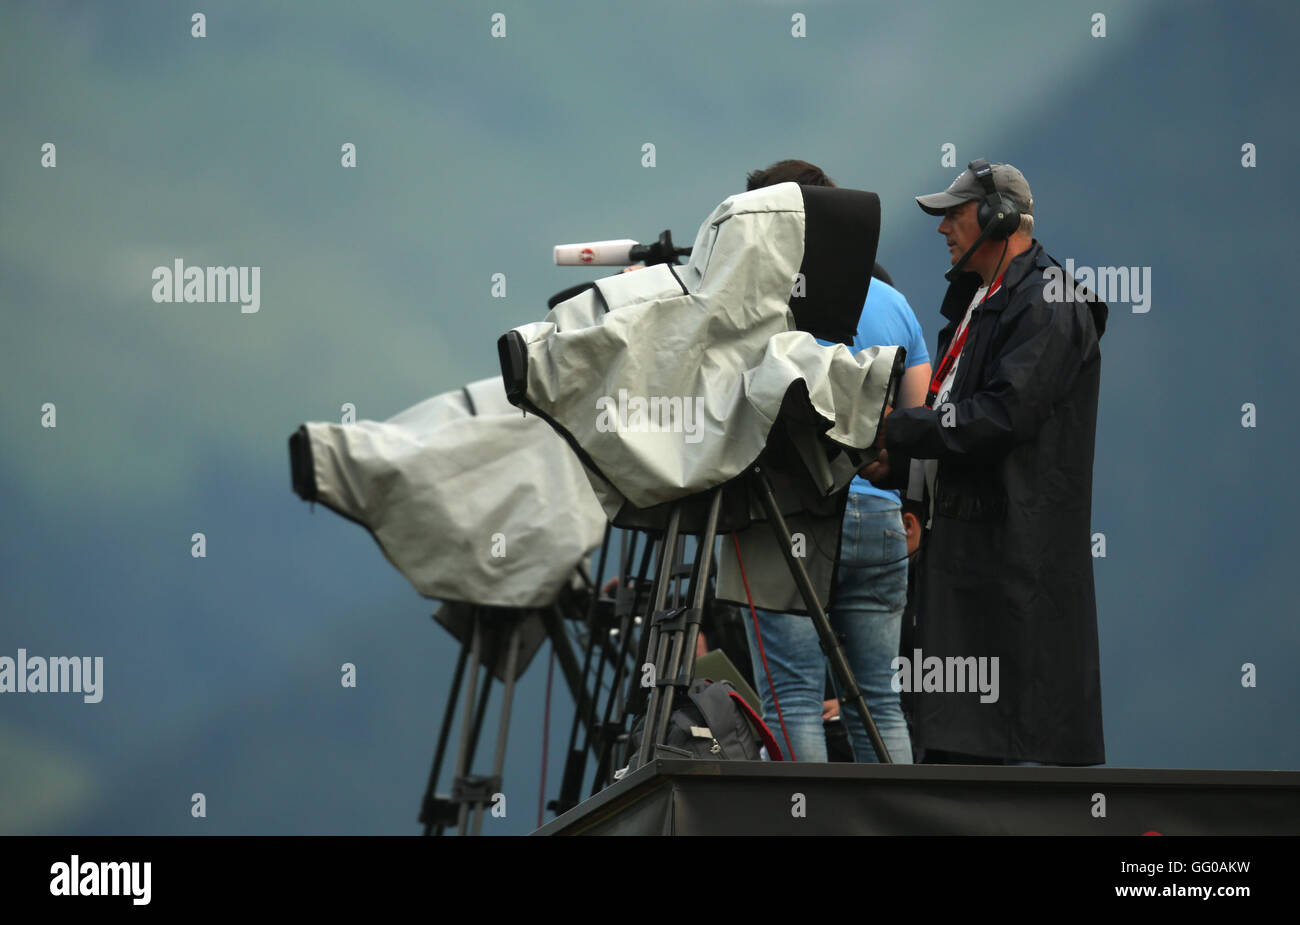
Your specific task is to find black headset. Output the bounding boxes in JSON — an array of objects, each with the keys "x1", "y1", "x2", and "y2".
[
  {"x1": 945, "y1": 158, "x2": 1020, "y2": 282},
  {"x1": 970, "y1": 158, "x2": 1021, "y2": 240}
]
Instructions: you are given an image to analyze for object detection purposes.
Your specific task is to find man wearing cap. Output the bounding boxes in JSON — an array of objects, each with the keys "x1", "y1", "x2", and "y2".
[{"x1": 864, "y1": 161, "x2": 1107, "y2": 766}]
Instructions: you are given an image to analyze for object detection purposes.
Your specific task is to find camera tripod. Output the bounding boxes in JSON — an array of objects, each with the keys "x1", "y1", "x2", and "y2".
[{"x1": 626, "y1": 459, "x2": 893, "y2": 770}]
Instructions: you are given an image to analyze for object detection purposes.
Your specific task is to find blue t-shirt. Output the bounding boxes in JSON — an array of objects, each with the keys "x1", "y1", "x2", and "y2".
[{"x1": 816, "y1": 278, "x2": 929, "y2": 503}]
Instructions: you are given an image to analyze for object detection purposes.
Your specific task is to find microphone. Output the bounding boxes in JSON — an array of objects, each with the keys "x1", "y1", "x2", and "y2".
[
  {"x1": 553, "y1": 239, "x2": 640, "y2": 266},
  {"x1": 944, "y1": 220, "x2": 999, "y2": 282},
  {"x1": 554, "y1": 230, "x2": 692, "y2": 267}
]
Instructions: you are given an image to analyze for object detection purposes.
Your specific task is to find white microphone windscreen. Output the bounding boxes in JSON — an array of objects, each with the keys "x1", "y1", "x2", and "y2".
[{"x1": 553, "y1": 239, "x2": 639, "y2": 266}]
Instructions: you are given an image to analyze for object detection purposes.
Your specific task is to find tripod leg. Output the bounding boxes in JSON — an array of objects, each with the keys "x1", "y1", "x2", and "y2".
[
  {"x1": 649, "y1": 488, "x2": 723, "y2": 750},
  {"x1": 750, "y1": 466, "x2": 892, "y2": 764},
  {"x1": 455, "y1": 614, "x2": 485, "y2": 833},
  {"x1": 583, "y1": 530, "x2": 635, "y2": 793},
  {"x1": 473, "y1": 620, "x2": 523, "y2": 836},
  {"x1": 680, "y1": 488, "x2": 723, "y2": 681},
  {"x1": 421, "y1": 638, "x2": 469, "y2": 835},
  {"x1": 634, "y1": 505, "x2": 682, "y2": 769},
  {"x1": 593, "y1": 532, "x2": 653, "y2": 792},
  {"x1": 539, "y1": 603, "x2": 590, "y2": 731},
  {"x1": 554, "y1": 525, "x2": 613, "y2": 814}
]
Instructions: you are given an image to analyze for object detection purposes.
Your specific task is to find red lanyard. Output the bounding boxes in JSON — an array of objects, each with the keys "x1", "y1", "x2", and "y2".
[{"x1": 926, "y1": 276, "x2": 1002, "y2": 407}]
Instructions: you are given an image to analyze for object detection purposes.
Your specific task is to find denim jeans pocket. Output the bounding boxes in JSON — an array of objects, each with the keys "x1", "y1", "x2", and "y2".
[
  {"x1": 843, "y1": 495, "x2": 904, "y2": 567},
  {"x1": 882, "y1": 527, "x2": 907, "y2": 564}
]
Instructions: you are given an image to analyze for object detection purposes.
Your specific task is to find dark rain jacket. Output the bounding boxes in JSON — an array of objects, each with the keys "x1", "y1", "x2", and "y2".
[{"x1": 883, "y1": 240, "x2": 1107, "y2": 765}]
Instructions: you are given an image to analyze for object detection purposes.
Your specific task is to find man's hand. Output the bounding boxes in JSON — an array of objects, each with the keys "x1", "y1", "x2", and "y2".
[
  {"x1": 822, "y1": 699, "x2": 840, "y2": 721},
  {"x1": 860, "y1": 448, "x2": 890, "y2": 484},
  {"x1": 859, "y1": 405, "x2": 892, "y2": 482},
  {"x1": 875, "y1": 404, "x2": 892, "y2": 448}
]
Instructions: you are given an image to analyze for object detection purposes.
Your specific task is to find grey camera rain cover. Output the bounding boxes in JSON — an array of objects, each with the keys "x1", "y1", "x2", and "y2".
[
  {"x1": 291, "y1": 376, "x2": 607, "y2": 610},
  {"x1": 499, "y1": 182, "x2": 904, "y2": 613}
]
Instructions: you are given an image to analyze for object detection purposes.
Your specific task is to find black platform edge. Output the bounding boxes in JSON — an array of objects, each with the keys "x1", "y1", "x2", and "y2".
[{"x1": 531, "y1": 759, "x2": 1300, "y2": 836}]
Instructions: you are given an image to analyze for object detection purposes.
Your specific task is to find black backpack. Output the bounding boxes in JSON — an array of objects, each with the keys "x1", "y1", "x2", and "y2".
[{"x1": 625, "y1": 678, "x2": 783, "y2": 768}]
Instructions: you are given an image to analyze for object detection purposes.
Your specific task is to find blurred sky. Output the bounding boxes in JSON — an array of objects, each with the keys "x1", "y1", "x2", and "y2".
[{"x1": 2, "y1": 0, "x2": 1298, "y2": 834}]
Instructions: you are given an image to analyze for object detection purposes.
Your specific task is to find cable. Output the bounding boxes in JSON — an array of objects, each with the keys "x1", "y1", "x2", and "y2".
[
  {"x1": 730, "y1": 532, "x2": 795, "y2": 761},
  {"x1": 953, "y1": 238, "x2": 1009, "y2": 418}
]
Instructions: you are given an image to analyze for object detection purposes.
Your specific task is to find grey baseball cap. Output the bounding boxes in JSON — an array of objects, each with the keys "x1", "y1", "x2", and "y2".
[{"x1": 916, "y1": 162, "x2": 1034, "y2": 216}]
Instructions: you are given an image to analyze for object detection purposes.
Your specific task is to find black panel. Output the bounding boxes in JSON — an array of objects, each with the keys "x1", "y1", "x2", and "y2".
[
  {"x1": 288, "y1": 425, "x2": 317, "y2": 501},
  {"x1": 497, "y1": 330, "x2": 529, "y2": 406},
  {"x1": 535, "y1": 760, "x2": 1300, "y2": 836},
  {"x1": 793, "y1": 186, "x2": 881, "y2": 345}
]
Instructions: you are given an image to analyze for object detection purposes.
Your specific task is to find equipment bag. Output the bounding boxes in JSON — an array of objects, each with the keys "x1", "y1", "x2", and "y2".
[{"x1": 625, "y1": 678, "x2": 784, "y2": 768}]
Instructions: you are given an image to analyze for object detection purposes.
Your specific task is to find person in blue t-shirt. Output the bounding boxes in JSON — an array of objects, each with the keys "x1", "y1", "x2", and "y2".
[{"x1": 741, "y1": 160, "x2": 931, "y2": 763}]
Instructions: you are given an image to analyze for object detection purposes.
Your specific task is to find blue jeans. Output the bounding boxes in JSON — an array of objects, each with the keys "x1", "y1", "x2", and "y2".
[{"x1": 743, "y1": 492, "x2": 913, "y2": 763}]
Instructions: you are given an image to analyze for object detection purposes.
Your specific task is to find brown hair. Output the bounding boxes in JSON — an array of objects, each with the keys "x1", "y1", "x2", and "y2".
[{"x1": 745, "y1": 159, "x2": 836, "y2": 191}]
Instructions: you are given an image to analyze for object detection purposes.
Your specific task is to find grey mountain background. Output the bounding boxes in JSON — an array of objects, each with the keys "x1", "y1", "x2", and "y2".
[{"x1": 2, "y1": 0, "x2": 1296, "y2": 834}]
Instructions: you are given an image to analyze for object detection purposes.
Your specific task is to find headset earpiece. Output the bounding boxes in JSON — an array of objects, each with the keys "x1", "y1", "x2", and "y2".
[
  {"x1": 978, "y1": 194, "x2": 1020, "y2": 240},
  {"x1": 969, "y1": 158, "x2": 1021, "y2": 241}
]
